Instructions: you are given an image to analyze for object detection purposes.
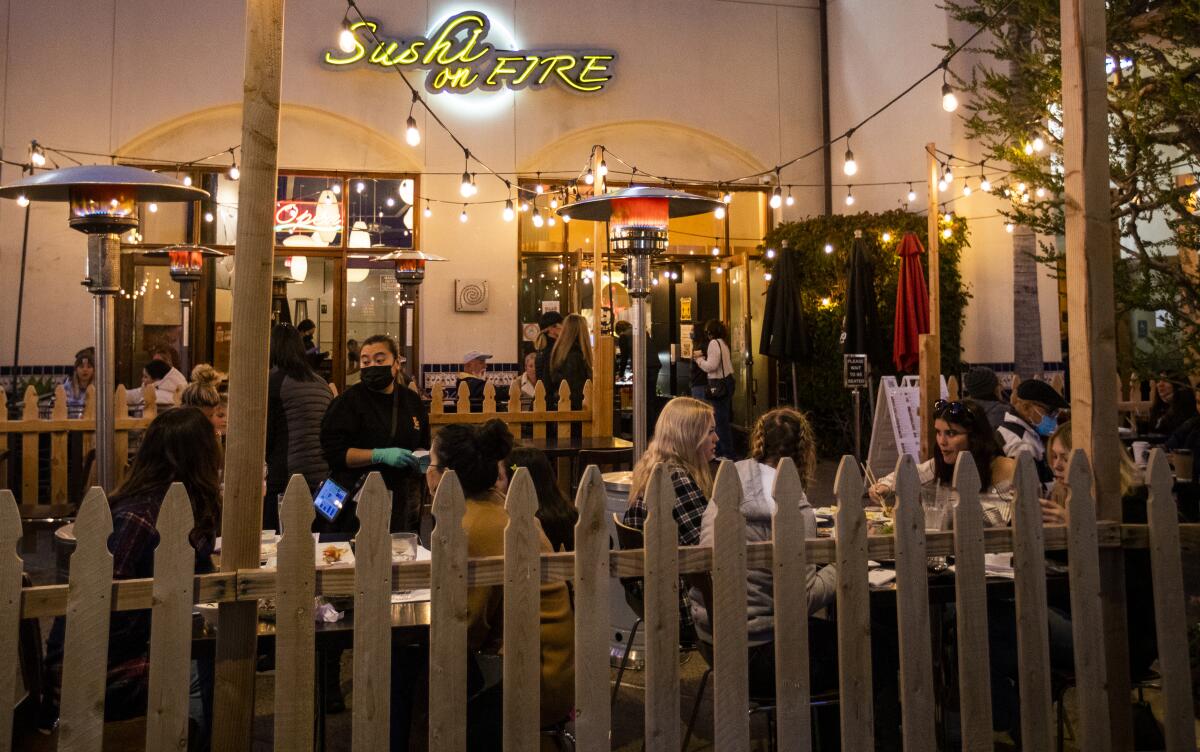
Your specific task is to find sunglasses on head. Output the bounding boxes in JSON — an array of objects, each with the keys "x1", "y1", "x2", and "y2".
[{"x1": 933, "y1": 399, "x2": 975, "y2": 426}]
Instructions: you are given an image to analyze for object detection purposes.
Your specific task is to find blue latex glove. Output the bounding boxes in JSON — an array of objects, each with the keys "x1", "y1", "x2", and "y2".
[{"x1": 370, "y1": 447, "x2": 418, "y2": 470}]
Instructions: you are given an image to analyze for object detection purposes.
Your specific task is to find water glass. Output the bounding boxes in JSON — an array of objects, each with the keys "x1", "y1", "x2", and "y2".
[{"x1": 391, "y1": 532, "x2": 419, "y2": 596}]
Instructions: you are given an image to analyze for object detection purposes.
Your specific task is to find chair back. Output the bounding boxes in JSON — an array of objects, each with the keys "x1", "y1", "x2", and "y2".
[{"x1": 611, "y1": 512, "x2": 646, "y2": 617}]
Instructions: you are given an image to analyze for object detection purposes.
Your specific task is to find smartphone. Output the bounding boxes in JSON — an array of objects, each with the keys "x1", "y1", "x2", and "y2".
[{"x1": 313, "y1": 478, "x2": 349, "y2": 522}]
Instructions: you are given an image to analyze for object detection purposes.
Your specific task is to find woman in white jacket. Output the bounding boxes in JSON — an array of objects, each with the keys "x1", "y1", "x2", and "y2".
[
  {"x1": 688, "y1": 407, "x2": 837, "y2": 697},
  {"x1": 692, "y1": 319, "x2": 735, "y2": 457}
]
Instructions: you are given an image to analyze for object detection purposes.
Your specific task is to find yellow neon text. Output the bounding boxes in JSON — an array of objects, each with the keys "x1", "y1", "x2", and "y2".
[{"x1": 422, "y1": 13, "x2": 491, "y2": 66}]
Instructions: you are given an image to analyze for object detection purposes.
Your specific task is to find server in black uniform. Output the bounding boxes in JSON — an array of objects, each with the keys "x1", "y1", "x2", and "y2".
[{"x1": 320, "y1": 334, "x2": 430, "y2": 533}]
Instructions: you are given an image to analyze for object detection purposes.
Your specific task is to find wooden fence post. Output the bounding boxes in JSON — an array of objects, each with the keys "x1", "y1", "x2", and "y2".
[
  {"x1": 0, "y1": 491, "x2": 22, "y2": 752},
  {"x1": 429, "y1": 471, "x2": 468, "y2": 752},
  {"x1": 353, "y1": 472, "x2": 392, "y2": 750},
  {"x1": 833, "y1": 456, "x2": 873, "y2": 749},
  {"x1": 711, "y1": 460, "x2": 749, "y2": 751},
  {"x1": 572, "y1": 466, "x2": 610, "y2": 752},
  {"x1": 275, "y1": 475, "x2": 316, "y2": 751},
  {"x1": 532, "y1": 383, "x2": 547, "y2": 440},
  {"x1": 1010, "y1": 453, "x2": 1053, "y2": 749},
  {"x1": 892, "y1": 455, "x2": 935, "y2": 750},
  {"x1": 1144, "y1": 450, "x2": 1197, "y2": 751},
  {"x1": 771, "y1": 458, "x2": 812, "y2": 752},
  {"x1": 643, "y1": 463, "x2": 680, "y2": 749},
  {"x1": 951, "y1": 453, "x2": 993, "y2": 749},
  {"x1": 503, "y1": 468, "x2": 541, "y2": 751},
  {"x1": 1064, "y1": 450, "x2": 1111, "y2": 752},
  {"x1": 58, "y1": 489, "x2": 113, "y2": 751},
  {"x1": 145, "y1": 483, "x2": 196, "y2": 751},
  {"x1": 50, "y1": 385, "x2": 68, "y2": 503}
]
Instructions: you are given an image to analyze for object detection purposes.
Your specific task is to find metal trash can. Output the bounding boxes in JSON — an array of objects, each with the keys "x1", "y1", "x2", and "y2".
[{"x1": 604, "y1": 470, "x2": 645, "y2": 669}]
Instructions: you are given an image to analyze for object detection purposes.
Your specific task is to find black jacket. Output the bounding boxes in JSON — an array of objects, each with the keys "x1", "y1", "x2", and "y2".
[
  {"x1": 550, "y1": 347, "x2": 591, "y2": 410},
  {"x1": 535, "y1": 336, "x2": 556, "y2": 390},
  {"x1": 319, "y1": 382, "x2": 429, "y2": 532},
  {"x1": 266, "y1": 368, "x2": 333, "y2": 497}
]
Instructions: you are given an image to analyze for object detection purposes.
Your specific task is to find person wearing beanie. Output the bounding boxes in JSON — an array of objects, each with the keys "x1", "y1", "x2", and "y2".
[
  {"x1": 963, "y1": 366, "x2": 1007, "y2": 428},
  {"x1": 997, "y1": 379, "x2": 1069, "y2": 484},
  {"x1": 533, "y1": 310, "x2": 564, "y2": 389}
]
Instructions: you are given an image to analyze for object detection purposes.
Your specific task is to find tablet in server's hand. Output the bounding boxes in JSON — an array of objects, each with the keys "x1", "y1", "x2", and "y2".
[{"x1": 313, "y1": 478, "x2": 349, "y2": 521}]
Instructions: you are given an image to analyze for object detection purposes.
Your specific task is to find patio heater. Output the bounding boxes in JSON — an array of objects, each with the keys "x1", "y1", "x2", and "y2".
[
  {"x1": 0, "y1": 165, "x2": 206, "y2": 491},
  {"x1": 142, "y1": 244, "x2": 227, "y2": 376},
  {"x1": 559, "y1": 187, "x2": 721, "y2": 461},
  {"x1": 373, "y1": 249, "x2": 446, "y2": 380}
]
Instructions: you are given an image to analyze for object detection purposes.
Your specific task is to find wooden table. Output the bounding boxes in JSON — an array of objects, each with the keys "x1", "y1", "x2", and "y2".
[{"x1": 519, "y1": 436, "x2": 633, "y2": 496}]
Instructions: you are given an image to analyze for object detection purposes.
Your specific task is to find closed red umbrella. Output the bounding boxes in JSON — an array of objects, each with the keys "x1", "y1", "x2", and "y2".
[{"x1": 893, "y1": 231, "x2": 930, "y2": 372}]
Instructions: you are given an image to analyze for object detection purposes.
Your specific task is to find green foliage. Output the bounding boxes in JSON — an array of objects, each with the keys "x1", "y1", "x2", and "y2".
[
  {"x1": 763, "y1": 210, "x2": 970, "y2": 455},
  {"x1": 943, "y1": 0, "x2": 1200, "y2": 376}
]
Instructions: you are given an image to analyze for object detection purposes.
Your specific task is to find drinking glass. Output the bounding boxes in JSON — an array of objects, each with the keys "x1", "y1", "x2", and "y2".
[{"x1": 391, "y1": 532, "x2": 419, "y2": 597}]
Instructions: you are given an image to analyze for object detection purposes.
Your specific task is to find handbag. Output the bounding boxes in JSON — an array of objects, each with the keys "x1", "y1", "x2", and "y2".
[{"x1": 705, "y1": 340, "x2": 731, "y2": 400}]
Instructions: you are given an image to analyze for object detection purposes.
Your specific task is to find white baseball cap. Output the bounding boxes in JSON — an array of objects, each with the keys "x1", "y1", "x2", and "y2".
[{"x1": 463, "y1": 350, "x2": 493, "y2": 363}]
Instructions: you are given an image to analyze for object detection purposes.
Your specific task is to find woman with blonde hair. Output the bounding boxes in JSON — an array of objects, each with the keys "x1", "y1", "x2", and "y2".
[
  {"x1": 180, "y1": 364, "x2": 227, "y2": 437},
  {"x1": 548, "y1": 312, "x2": 593, "y2": 410},
  {"x1": 623, "y1": 396, "x2": 717, "y2": 546}
]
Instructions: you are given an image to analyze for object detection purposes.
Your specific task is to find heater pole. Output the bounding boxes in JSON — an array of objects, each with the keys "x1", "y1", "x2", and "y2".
[{"x1": 93, "y1": 292, "x2": 116, "y2": 490}]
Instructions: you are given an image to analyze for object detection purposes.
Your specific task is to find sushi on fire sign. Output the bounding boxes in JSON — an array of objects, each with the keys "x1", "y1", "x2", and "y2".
[{"x1": 322, "y1": 11, "x2": 616, "y2": 95}]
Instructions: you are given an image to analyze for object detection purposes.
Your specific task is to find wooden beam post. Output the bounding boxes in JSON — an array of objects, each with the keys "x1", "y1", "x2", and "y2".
[
  {"x1": 210, "y1": 0, "x2": 285, "y2": 748},
  {"x1": 920, "y1": 143, "x2": 942, "y2": 460},
  {"x1": 1060, "y1": 0, "x2": 1131, "y2": 745}
]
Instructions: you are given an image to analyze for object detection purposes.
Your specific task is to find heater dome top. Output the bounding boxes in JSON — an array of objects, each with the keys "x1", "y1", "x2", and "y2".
[
  {"x1": 0, "y1": 164, "x2": 209, "y2": 202},
  {"x1": 559, "y1": 185, "x2": 722, "y2": 222}
]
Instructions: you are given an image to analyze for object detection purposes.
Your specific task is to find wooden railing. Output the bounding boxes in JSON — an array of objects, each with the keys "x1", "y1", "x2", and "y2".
[
  {"x1": 0, "y1": 384, "x2": 160, "y2": 509},
  {"x1": 427, "y1": 379, "x2": 595, "y2": 438},
  {"x1": 3, "y1": 449, "x2": 1197, "y2": 751}
]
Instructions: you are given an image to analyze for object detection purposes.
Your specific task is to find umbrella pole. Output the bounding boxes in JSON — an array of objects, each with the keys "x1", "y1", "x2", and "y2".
[{"x1": 791, "y1": 362, "x2": 800, "y2": 409}]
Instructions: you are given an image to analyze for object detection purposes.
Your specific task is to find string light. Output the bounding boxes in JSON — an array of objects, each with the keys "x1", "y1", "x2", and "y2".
[
  {"x1": 764, "y1": 272, "x2": 773, "y2": 281},
  {"x1": 712, "y1": 239, "x2": 721, "y2": 256},
  {"x1": 941, "y1": 64, "x2": 958, "y2": 112},
  {"x1": 1033, "y1": 136, "x2": 1045, "y2": 152},
  {"x1": 583, "y1": 167, "x2": 594, "y2": 185},
  {"x1": 549, "y1": 195, "x2": 559, "y2": 210},
  {"x1": 943, "y1": 163, "x2": 954, "y2": 182},
  {"x1": 942, "y1": 227, "x2": 953, "y2": 239},
  {"x1": 204, "y1": 211, "x2": 214, "y2": 223},
  {"x1": 598, "y1": 160, "x2": 608, "y2": 177},
  {"x1": 535, "y1": 173, "x2": 545, "y2": 194},
  {"x1": 16, "y1": 194, "x2": 29, "y2": 207},
  {"x1": 1035, "y1": 186, "x2": 1046, "y2": 198},
  {"x1": 1023, "y1": 141, "x2": 1035, "y2": 156},
  {"x1": 423, "y1": 201, "x2": 432, "y2": 218},
  {"x1": 227, "y1": 149, "x2": 239, "y2": 180},
  {"x1": 980, "y1": 174, "x2": 991, "y2": 193},
  {"x1": 519, "y1": 200, "x2": 529, "y2": 212},
  {"x1": 355, "y1": 181, "x2": 365, "y2": 193},
  {"x1": 405, "y1": 91, "x2": 421, "y2": 146},
  {"x1": 845, "y1": 186, "x2": 855, "y2": 206},
  {"x1": 338, "y1": 11, "x2": 356, "y2": 53},
  {"x1": 766, "y1": 248, "x2": 776, "y2": 259},
  {"x1": 938, "y1": 179, "x2": 948, "y2": 193},
  {"x1": 907, "y1": 184, "x2": 917, "y2": 203},
  {"x1": 148, "y1": 203, "x2": 158, "y2": 213},
  {"x1": 459, "y1": 205, "x2": 468, "y2": 223},
  {"x1": 532, "y1": 210, "x2": 545, "y2": 228},
  {"x1": 503, "y1": 199, "x2": 515, "y2": 222},
  {"x1": 770, "y1": 185, "x2": 783, "y2": 209},
  {"x1": 962, "y1": 182, "x2": 972, "y2": 196},
  {"x1": 715, "y1": 266, "x2": 723, "y2": 275},
  {"x1": 385, "y1": 196, "x2": 395, "y2": 207},
  {"x1": 331, "y1": 182, "x2": 342, "y2": 195},
  {"x1": 562, "y1": 212, "x2": 571, "y2": 223},
  {"x1": 29, "y1": 140, "x2": 46, "y2": 168},
  {"x1": 714, "y1": 205, "x2": 726, "y2": 220},
  {"x1": 881, "y1": 231, "x2": 891, "y2": 242},
  {"x1": 1005, "y1": 222, "x2": 1014, "y2": 233},
  {"x1": 722, "y1": 188, "x2": 733, "y2": 204},
  {"x1": 843, "y1": 137, "x2": 858, "y2": 177},
  {"x1": 182, "y1": 175, "x2": 193, "y2": 187},
  {"x1": 824, "y1": 243, "x2": 834, "y2": 254},
  {"x1": 547, "y1": 215, "x2": 557, "y2": 227},
  {"x1": 785, "y1": 187, "x2": 795, "y2": 207}
]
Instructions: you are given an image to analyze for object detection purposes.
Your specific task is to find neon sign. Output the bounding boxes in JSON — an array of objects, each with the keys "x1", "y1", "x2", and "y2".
[{"x1": 322, "y1": 12, "x2": 616, "y2": 95}]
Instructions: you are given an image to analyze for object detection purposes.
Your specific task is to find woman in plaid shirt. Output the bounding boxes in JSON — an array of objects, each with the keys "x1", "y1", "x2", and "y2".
[{"x1": 623, "y1": 397, "x2": 718, "y2": 544}]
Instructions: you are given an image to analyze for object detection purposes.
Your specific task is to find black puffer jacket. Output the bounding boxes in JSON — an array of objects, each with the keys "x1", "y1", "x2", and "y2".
[{"x1": 266, "y1": 368, "x2": 333, "y2": 497}]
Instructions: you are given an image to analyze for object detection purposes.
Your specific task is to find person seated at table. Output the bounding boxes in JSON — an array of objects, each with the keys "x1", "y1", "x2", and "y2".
[
  {"x1": 963, "y1": 365, "x2": 1008, "y2": 428},
  {"x1": 549, "y1": 312, "x2": 592, "y2": 410},
  {"x1": 41, "y1": 407, "x2": 221, "y2": 742},
  {"x1": 687, "y1": 407, "x2": 838, "y2": 695},
  {"x1": 519, "y1": 351, "x2": 538, "y2": 401},
  {"x1": 868, "y1": 399, "x2": 1015, "y2": 527},
  {"x1": 507, "y1": 446, "x2": 578, "y2": 552},
  {"x1": 1165, "y1": 414, "x2": 1200, "y2": 483},
  {"x1": 180, "y1": 364, "x2": 227, "y2": 439},
  {"x1": 989, "y1": 421, "x2": 1160, "y2": 744},
  {"x1": 455, "y1": 350, "x2": 492, "y2": 412},
  {"x1": 623, "y1": 396, "x2": 716, "y2": 545},
  {"x1": 320, "y1": 334, "x2": 429, "y2": 533},
  {"x1": 426, "y1": 420, "x2": 575, "y2": 748},
  {"x1": 126, "y1": 358, "x2": 186, "y2": 410},
  {"x1": 1146, "y1": 375, "x2": 1197, "y2": 436},
  {"x1": 997, "y1": 379, "x2": 1067, "y2": 486},
  {"x1": 60, "y1": 346, "x2": 95, "y2": 418}
]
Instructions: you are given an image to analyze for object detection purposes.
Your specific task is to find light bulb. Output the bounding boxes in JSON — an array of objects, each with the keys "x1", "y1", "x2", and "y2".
[
  {"x1": 584, "y1": 168, "x2": 594, "y2": 185},
  {"x1": 331, "y1": 182, "x2": 342, "y2": 195},
  {"x1": 882, "y1": 231, "x2": 891, "y2": 242},
  {"x1": 843, "y1": 148, "x2": 858, "y2": 176},
  {"x1": 423, "y1": 204, "x2": 432, "y2": 218},
  {"x1": 943, "y1": 165, "x2": 954, "y2": 182},
  {"x1": 204, "y1": 211, "x2": 214, "y2": 223},
  {"x1": 598, "y1": 160, "x2": 608, "y2": 177},
  {"x1": 907, "y1": 186, "x2": 917, "y2": 202},
  {"x1": 785, "y1": 191, "x2": 795, "y2": 207},
  {"x1": 980, "y1": 177, "x2": 991, "y2": 192},
  {"x1": 16, "y1": 194, "x2": 29, "y2": 207},
  {"x1": 460, "y1": 171, "x2": 473, "y2": 198},
  {"x1": 941, "y1": 82, "x2": 958, "y2": 112},
  {"x1": 356, "y1": 181, "x2": 365, "y2": 193},
  {"x1": 712, "y1": 246, "x2": 720, "y2": 256},
  {"x1": 764, "y1": 272, "x2": 773, "y2": 281},
  {"x1": 550, "y1": 196, "x2": 559, "y2": 209},
  {"x1": 148, "y1": 203, "x2": 158, "y2": 213},
  {"x1": 562, "y1": 213, "x2": 571, "y2": 223},
  {"x1": 824, "y1": 243, "x2": 834, "y2": 254},
  {"x1": 715, "y1": 266, "x2": 723, "y2": 275},
  {"x1": 29, "y1": 144, "x2": 46, "y2": 168},
  {"x1": 503, "y1": 200, "x2": 514, "y2": 222},
  {"x1": 386, "y1": 197, "x2": 395, "y2": 207},
  {"x1": 938, "y1": 179, "x2": 948, "y2": 193},
  {"x1": 229, "y1": 164, "x2": 239, "y2": 180},
  {"x1": 405, "y1": 116, "x2": 421, "y2": 146},
  {"x1": 532, "y1": 211, "x2": 545, "y2": 228},
  {"x1": 651, "y1": 276, "x2": 659, "y2": 286},
  {"x1": 714, "y1": 205, "x2": 726, "y2": 220},
  {"x1": 547, "y1": 216, "x2": 556, "y2": 227},
  {"x1": 766, "y1": 248, "x2": 776, "y2": 259},
  {"x1": 769, "y1": 187, "x2": 782, "y2": 209},
  {"x1": 535, "y1": 182, "x2": 544, "y2": 195},
  {"x1": 1035, "y1": 186, "x2": 1046, "y2": 198},
  {"x1": 1024, "y1": 142, "x2": 1035, "y2": 156},
  {"x1": 722, "y1": 190, "x2": 733, "y2": 204},
  {"x1": 845, "y1": 190, "x2": 855, "y2": 206},
  {"x1": 519, "y1": 201, "x2": 529, "y2": 212},
  {"x1": 338, "y1": 26, "x2": 356, "y2": 53},
  {"x1": 942, "y1": 227, "x2": 953, "y2": 239},
  {"x1": 1033, "y1": 136, "x2": 1045, "y2": 152},
  {"x1": 1005, "y1": 222, "x2": 1014, "y2": 233},
  {"x1": 1016, "y1": 182, "x2": 1026, "y2": 194},
  {"x1": 459, "y1": 207, "x2": 468, "y2": 223},
  {"x1": 183, "y1": 175, "x2": 193, "y2": 186},
  {"x1": 671, "y1": 271, "x2": 679, "y2": 280}
]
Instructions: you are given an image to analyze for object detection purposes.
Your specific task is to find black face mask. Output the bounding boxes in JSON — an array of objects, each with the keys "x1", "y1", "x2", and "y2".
[{"x1": 360, "y1": 364, "x2": 395, "y2": 391}]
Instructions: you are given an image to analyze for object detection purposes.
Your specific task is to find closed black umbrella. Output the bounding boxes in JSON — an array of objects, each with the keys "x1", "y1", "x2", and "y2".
[
  {"x1": 841, "y1": 234, "x2": 883, "y2": 368},
  {"x1": 759, "y1": 244, "x2": 810, "y2": 407}
]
